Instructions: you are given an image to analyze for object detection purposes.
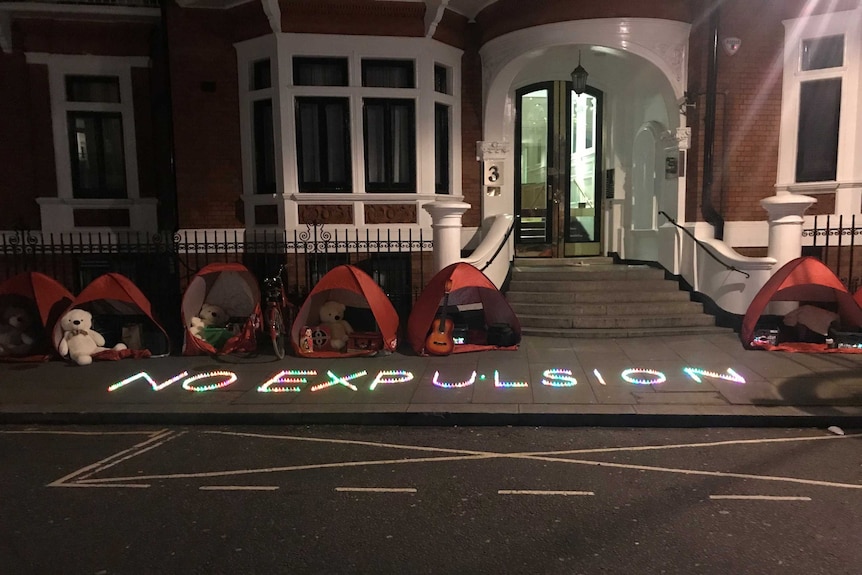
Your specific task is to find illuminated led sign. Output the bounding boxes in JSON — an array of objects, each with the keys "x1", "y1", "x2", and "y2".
[{"x1": 107, "y1": 365, "x2": 745, "y2": 394}]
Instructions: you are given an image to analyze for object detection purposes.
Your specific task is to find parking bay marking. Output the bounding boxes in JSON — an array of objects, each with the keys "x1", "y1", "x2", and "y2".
[
  {"x1": 710, "y1": 495, "x2": 812, "y2": 501},
  {"x1": 53, "y1": 430, "x2": 862, "y2": 492}
]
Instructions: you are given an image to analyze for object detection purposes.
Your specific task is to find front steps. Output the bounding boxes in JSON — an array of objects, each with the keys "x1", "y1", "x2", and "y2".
[{"x1": 507, "y1": 257, "x2": 731, "y2": 338}]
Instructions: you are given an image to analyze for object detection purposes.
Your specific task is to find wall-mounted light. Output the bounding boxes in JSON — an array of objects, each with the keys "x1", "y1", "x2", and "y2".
[{"x1": 571, "y1": 50, "x2": 588, "y2": 95}]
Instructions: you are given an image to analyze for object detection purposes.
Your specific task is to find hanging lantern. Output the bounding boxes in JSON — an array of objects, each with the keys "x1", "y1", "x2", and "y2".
[{"x1": 571, "y1": 50, "x2": 588, "y2": 95}]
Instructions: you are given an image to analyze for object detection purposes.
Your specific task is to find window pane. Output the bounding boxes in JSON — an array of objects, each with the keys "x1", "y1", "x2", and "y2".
[
  {"x1": 298, "y1": 102, "x2": 322, "y2": 184},
  {"x1": 101, "y1": 116, "x2": 125, "y2": 192},
  {"x1": 802, "y1": 35, "x2": 843, "y2": 71},
  {"x1": 293, "y1": 57, "x2": 348, "y2": 86},
  {"x1": 364, "y1": 103, "x2": 386, "y2": 184},
  {"x1": 324, "y1": 103, "x2": 348, "y2": 183},
  {"x1": 435, "y1": 103, "x2": 450, "y2": 193},
  {"x1": 296, "y1": 97, "x2": 351, "y2": 191},
  {"x1": 65, "y1": 76, "x2": 120, "y2": 103},
  {"x1": 252, "y1": 59, "x2": 271, "y2": 90},
  {"x1": 796, "y1": 78, "x2": 841, "y2": 182},
  {"x1": 434, "y1": 64, "x2": 449, "y2": 94},
  {"x1": 391, "y1": 103, "x2": 412, "y2": 184},
  {"x1": 363, "y1": 98, "x2": 415, "y2": 192},
  {"x1": 253, "y1": 98, "x2": 276, "y2": 194},
  {"x1": 362, "y1": 59, "x2": 415, "y2": 88},
  {"x1": 67, "y1": 112, "x2": 126, "y2": 199}
]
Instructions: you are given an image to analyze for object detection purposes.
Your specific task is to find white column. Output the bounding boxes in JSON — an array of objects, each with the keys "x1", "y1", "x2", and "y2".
[
  {"x1": 761, "y1": 194, "x2": 816, "y2": 316},
  {"x1": 423, "y1": 200, "x2": 471, "y2": 273},
  {"x1": 760, "y1": 194, "x2": 817, "y2": 271}
]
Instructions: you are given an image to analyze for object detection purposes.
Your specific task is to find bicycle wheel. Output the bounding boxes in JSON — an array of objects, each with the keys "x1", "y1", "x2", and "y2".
[{"x1": 268, "y1": 306, "x2": 286, "y2": 359}]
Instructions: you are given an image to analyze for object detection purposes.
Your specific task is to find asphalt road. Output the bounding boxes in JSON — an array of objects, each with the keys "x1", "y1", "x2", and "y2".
[{"x1": 1, "y1": 425, "x2": 861, "y2": 575}]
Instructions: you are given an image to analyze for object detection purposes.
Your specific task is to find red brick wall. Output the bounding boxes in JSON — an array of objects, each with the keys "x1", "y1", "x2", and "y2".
[
  {"x1": 686, "y1": 0, "x2": 855, "y2": 223},
  {"x1": 15, "y1": 19, "x2": 153, "y2": 55},
  {"x1": 459, "y1": 24, "x2": 483, "y2": 228},
  {"x1": 281, "y1": 0, "x2": 424, "y2": 37},
  {"x1": 0, "y1": 53, "x2": 45, "y2": 229},
  {"x1": 168, "y1": 4, "x2": 243, "y2": 229}
]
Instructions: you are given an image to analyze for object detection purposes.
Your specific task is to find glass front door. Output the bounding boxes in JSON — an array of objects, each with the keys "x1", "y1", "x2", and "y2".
[{"x1": 515, "y1": 81, "x2": 602, "y2": 257}]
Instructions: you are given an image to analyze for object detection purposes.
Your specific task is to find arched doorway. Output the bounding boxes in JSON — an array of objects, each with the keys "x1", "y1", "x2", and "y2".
[{"x1": 515, "y1": 81, "x2": 603, "y2": 257}]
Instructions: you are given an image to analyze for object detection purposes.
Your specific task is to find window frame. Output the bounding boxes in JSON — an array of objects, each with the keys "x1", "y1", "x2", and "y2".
[{"x1": 66, "y1": 110, "x2": 127, "y2": 199}]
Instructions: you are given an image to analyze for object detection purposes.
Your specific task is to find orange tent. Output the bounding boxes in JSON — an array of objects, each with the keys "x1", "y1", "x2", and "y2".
[
  {"x1": 181, "y1": 262, "x2": 261, "y2": 356},
  {"x1": 407, "y1": 262, "x2": 521, "y2": 355},
  {"x1": 53, "y1": 273, "x2": 171, "y2": 359},
  {"x1": 0, "y1": 271, "x2": 74, "y2": 361},
  {"x1": 290, "y1": 265, "x2": 399, "y2": 358},
  {"x1": 740, "y1": 257, "x2": 862, "y2": 351}
]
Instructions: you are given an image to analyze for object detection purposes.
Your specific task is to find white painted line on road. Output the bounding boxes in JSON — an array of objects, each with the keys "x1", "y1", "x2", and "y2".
[
  {"x1": 48, "y1": 429, "x2": 179, "y2": 488},
  {"x1": 710, "y1": 495, "x2": 811, "y2": 501},
  {"x1": 76, "y1": 454, "x2": 494, "y2": 484},
  {"x1": 0, "y1": 430, "x2": 161, "y2": 436},
  {"x1": 499, "y1": 490, "x2": 594, "y2": 496},
  {"x1": 51, "y1": 483, "x2": 151, "y2": 489},
  {"x1": 200, "y1": 485, "x2": 279, "y2": 491},
  {"x1": 522, "y1": 432, "x2": 861, "y2": 457},
  {"x1": 336, "y1": 487, "x2": 417, "y2": 493}
]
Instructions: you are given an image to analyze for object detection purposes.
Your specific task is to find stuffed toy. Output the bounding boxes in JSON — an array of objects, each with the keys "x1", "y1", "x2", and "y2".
[
  {"x1": 0, "y1": 306, "x2": 36, "y2": 357},
  {"x1": 58, "y1": 308, "x2": 127, "y2": 366},
  {"x1": 189, "y1": 303, "x2": 229, "y2": 340},
  {"x1": 318, "y1": 300, "x2": 353, "y2": 351}
]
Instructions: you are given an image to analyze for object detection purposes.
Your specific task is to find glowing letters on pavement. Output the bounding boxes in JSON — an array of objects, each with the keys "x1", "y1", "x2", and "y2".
[{"x1": 108, "y1": 365, "x2": 746, "y2": 394}]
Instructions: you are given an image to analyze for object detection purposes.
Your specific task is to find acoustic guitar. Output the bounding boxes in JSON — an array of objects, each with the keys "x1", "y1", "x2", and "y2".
[{"x1": 425, "y1": 280, "x2": 455, "y2": 356}]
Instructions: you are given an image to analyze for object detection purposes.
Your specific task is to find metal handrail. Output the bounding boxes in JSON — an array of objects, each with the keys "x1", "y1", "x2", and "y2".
[
  {"x1": 658, "y1": 210, "x2": 749, "y2": 278},
  {"x1": 478, "y1": 219, "x2": 516, "y2": 272}
]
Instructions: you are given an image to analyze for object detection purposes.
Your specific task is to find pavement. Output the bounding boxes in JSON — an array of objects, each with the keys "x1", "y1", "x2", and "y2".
[{"x1": 2, "y1": 332, "x2": 862, "y2": 427}]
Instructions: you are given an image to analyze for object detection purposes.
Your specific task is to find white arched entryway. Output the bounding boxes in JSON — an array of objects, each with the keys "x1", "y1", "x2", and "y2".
[{"x1": 477, "y1": 18, "x2": 691, "y2": 259}]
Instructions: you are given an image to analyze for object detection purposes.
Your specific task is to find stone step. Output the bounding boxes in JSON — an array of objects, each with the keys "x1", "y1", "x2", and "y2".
[
  {"x1": 521, "y1": 325, "x2": 734, "y2": 339},
  {"x1": 510, "y1": 301, "x2": 704, "y2": 317},
  {"x1": 506, "y1": 289, "x2": 691, "y2": 304},
  {"x1": 508, "y1": 278, "x2": 678, "y2": 292},
  {"x1": 513, "y1": 257, "x2": 615, "y2": 267},
  {"x1": 517, "y1": 312, "x2": 716, "y2": 330},
  {"x1": 510, "y1": 266, "x2": 665, "y2": 282}
]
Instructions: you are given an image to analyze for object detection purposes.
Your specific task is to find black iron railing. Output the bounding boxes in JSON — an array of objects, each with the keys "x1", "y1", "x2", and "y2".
[
  {"x1": 803, "y1": 214, "x2": 862, "y2": 292},
  {"x1": 0, "y1": 225, "x2": 433, "y2": 334}
]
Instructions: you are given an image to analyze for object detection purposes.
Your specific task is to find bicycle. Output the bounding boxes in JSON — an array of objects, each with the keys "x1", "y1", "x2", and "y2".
[{"x1": 262, "y1": 264, "x2": 293, "y2": 359}]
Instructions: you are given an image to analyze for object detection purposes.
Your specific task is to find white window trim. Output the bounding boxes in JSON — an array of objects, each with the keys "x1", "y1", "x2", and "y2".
[
  {"x1": 235, "y1": 33, "x2": 463, "y2": 230},
  {"x1": 777, "y1": 9, "x2": 862, "y2": 215},
  {"x1": 25, "y1": 52, "x2": 156, "y2": 231}
]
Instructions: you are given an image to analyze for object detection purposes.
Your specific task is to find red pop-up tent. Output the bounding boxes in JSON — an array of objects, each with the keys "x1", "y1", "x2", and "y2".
[
  {"x1": 181, "y1": 262, "x2": 261, "y2": 356},
  {"x1": 53, "y1": 272, "x2": 170, "y2": 360},
  {"x1": 407, "y1": 262, "x2": 521, "y2": 355},
  {"x1": 290, "y1": 264, "x2": 399, "y2": 358},
  {"x1": 740, "y1": 256, "x2": 862, "y2": 351},
  {"x1": 0, "y1": 271, "x2": 74, "y2": 361}
]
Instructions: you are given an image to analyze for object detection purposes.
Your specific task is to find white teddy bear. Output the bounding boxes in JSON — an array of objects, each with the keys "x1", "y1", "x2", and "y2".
[
  {"x1": 189, "y1": 303, "x2": 229, "y2": 340},
  {"x1": 0, "y1": 306, "x2": 36, "y2": 357},
  {"x1": 318, "y1": 300, "x2": 353, "y2": 352},
  {"x1": 58, "y1": 308, "x2": 127, "y2": 366}
]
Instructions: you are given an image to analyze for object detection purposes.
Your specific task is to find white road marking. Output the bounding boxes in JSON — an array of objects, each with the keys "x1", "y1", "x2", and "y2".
[
  {"x1": 76, "y1": 454, "x2": 495, "y2": 484},
  {"x1": 336, "y1": 487, "x2": 417, "y2": 493},
  {"x1": 498, "y1": 490, "x2": 594, "y2": 496},
  {"x1": 709, "y1": 495, "x2": 812, "y2": 501},
  {"x1": 200, "y1": 485, "x2": 279, "y2": 491},
  {"x1": 0, "y1": 430, "x2": 160, "y2": 436},
  {"x1": 48, "y1": 430, "x2": 862, "y2": 493},
  {"x1": 48, "y1": 429, "x2": 177, "y2": 488},
  {"x1": 514, "y1": 432, "x2": 861, "y2": 457}
]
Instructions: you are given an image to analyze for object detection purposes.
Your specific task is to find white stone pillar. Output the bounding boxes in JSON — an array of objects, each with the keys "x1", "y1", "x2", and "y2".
[
  {"x1": 423, "y1": 200, "x2": 471, "y2": 273},
  {"x1": 760, "y1": 194, "x2": 817, "y2": 271}
]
